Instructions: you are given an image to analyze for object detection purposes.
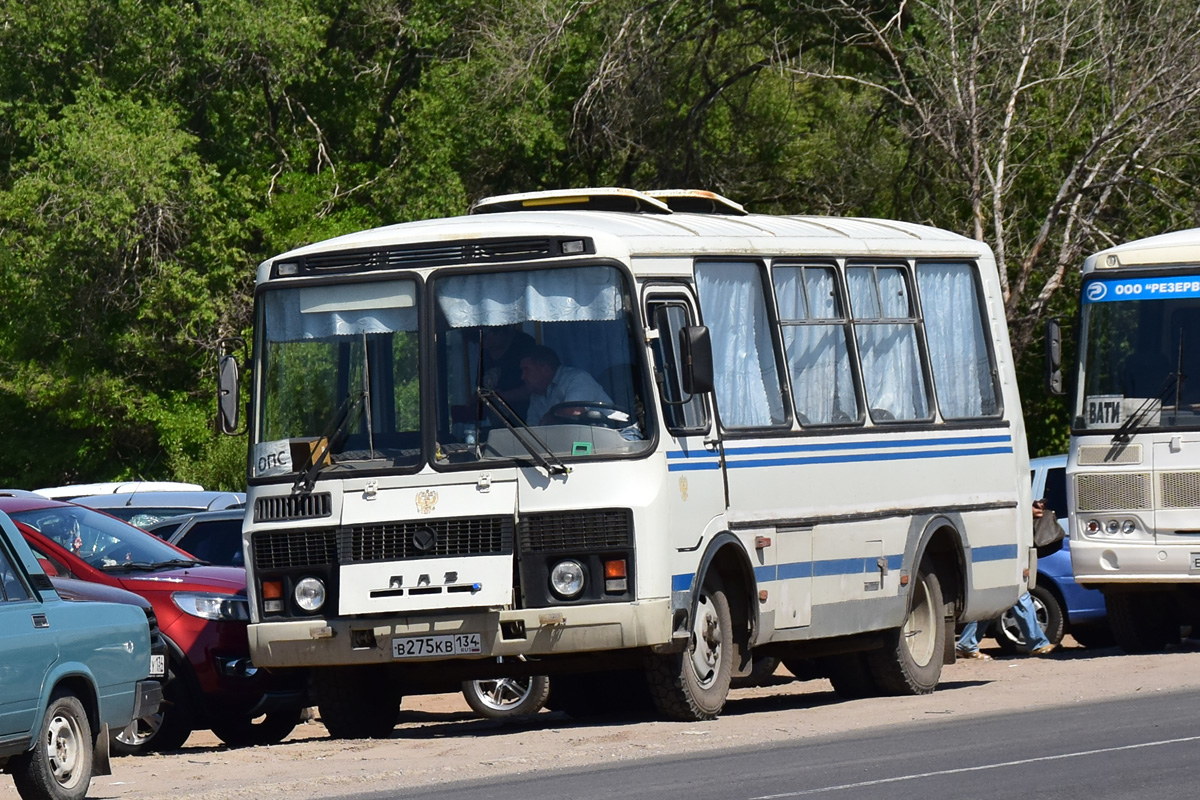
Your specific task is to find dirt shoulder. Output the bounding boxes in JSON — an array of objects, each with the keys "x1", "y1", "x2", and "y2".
[{"x1": 11, "y1": 638, "x2": 1200, "y2": 800}]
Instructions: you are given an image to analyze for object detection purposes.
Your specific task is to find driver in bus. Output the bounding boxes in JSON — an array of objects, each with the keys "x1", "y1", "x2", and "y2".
[{"x1": 520, "y1": 345, "x2": 613, "y2": 425}]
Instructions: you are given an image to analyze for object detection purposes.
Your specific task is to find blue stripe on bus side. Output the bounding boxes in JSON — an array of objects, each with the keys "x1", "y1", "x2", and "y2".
[
  {"x1": 972, "y1": 543, "x2": 1019, "y2": 562},
  {"x1": 667, "y1": 442, "x2": 1013, "y2": 472},
  {"x1": 680, "y1": 554, "x2": 914, "y2": 589},
  {"x1": 724, "y1": 434, "x2": 1011, "y2": 456}
]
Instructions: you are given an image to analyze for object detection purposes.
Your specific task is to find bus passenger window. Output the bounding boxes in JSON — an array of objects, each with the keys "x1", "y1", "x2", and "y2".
[
  {"x1": 916, "y1": 262, "x2": 1000, "y2": 418},
  {"x1": 847, "y1": 266, "x2": 931, "y2": 423},
  {"x1": 695, "y1": 262, "x2": 788, "y2": 429},
  {"x1": 774, "y1": 265, "x2": 861, "y2": 425}
]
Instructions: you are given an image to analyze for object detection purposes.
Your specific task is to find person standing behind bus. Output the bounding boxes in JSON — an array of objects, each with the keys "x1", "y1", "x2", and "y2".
[
  {"x1": 956, "y1": 501, "x2": 1057, "y2": 658},
  {"x1": 521, "y1": 345, "x2": 613, "y2": 424}
]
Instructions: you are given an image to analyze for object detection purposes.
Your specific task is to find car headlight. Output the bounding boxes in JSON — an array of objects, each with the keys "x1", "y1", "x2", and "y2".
[
  {"x1": 294, "y1": 577, "x2": 326, "y2": 612},
  {"x1": 549, "y1": 559, "x2": 585, "y2": 599},
  {"x1": 173, "y1": 592, "x2": 250, "y2": 622}
]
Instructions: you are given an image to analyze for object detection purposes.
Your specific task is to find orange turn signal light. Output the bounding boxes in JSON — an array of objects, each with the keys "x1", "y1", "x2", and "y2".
[
  {"x1": 604, "y1": 559, "x2": 627, "y2": 579},
  {"x1": 261, "y1": 580, "x2": 283, "y2": 600}
]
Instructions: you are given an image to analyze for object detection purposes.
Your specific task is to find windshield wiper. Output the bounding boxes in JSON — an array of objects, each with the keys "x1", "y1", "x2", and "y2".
[
  {"x1": 100, "y1": 559, "x2": 206, "y2": 572},
  {"x1": 293, "y1": 390, "x2": 366, "y2": 494},
  {"x1": 476, "y1": 388, "x2": 570, "y2": 476},
  {"x1": 1109, "y1": 372, "x2": 1179, "y2": 453}
]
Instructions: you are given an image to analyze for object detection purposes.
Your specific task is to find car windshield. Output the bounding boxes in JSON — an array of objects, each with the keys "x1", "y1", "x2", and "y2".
[
  {"x1": 431, "y1": 265, "x2": 651, "y2": 467},
  {"x1": 254, "y1": 277, "x2": 421, "y2": 479},
  {"x1": 1077, "y1": 274, "x2": 1200, "y2": 431},
  {"x1": 10, "y1": 505, "x2": 196, "y2": 570}
]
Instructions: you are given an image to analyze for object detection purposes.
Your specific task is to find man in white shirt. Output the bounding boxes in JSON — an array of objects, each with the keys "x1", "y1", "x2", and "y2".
[{"x1": 521, "y1": 345, "x2": 613, "y2": 424}]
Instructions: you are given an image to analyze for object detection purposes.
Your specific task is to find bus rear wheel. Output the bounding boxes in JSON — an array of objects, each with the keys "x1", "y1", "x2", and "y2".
[
  {"x1": 645, "y1": 574, "x2": 734, "y2": 721},
  {"x1": 866, "y1": 561, "x2": 945, "y2": 695}
]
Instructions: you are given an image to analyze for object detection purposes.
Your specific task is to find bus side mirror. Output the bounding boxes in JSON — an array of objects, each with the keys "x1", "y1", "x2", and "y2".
[
  {"x1": 217, "y1": 337, "x2": 246, "y2": 435},
  {"x1": 680, "y1": 325, "x2": 715, "y2": 395},
  {"x1": 1045, "y1": 319, "x2": 1064, "y2": 396}
]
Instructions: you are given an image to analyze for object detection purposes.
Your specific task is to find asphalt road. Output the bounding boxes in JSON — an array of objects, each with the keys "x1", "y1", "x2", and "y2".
[{"x1": 386, "y1": 687, "x2": 1200, "y2": 800}]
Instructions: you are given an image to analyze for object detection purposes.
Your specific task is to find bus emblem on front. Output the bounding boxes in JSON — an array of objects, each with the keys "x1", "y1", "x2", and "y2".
[{"x1": 416, "y1": 489, "x2": 438, "y2": 514}]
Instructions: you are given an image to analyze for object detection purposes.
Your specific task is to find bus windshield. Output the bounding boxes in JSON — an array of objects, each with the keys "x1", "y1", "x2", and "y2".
[
  {"x1": 254, "y1": 278, "x2": 421, "y2": 478},
  {"x1": 432, "y1": 264, "x2": 651, "y2": 466},
  {"x1": 1077, "y1": 273, "x2": 1200, "y2": 432}
]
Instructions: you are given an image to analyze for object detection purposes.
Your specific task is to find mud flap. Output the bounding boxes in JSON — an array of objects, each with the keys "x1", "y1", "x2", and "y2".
[
  {"x1": 93, "y1": 723, "x2": 112, "y2": 777},
  {"x1": 942, "y1": 614, "x2": 957, "y2": 665}
]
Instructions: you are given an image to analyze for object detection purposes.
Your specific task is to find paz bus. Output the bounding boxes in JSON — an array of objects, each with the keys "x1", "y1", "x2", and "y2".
[
  {"x1": 1050, "y1": 228, "x2": 1200, "y2": 652},
  {"x1": 218, "y1": 187, "x2": 1032, "y2": 736}
]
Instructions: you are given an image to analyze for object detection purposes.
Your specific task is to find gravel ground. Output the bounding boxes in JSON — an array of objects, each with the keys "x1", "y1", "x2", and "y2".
[{"x1": 6, "y1": 636, "x2": 1200, "y2": 800}]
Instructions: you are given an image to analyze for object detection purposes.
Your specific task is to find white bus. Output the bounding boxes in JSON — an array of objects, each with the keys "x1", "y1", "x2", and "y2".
[
  {"x1": 218, "y1": 187, "x2": 1031, "y2": 736},
  {"x1": 1052, "y1": 228, "x2": 1200, "y2": 652}
]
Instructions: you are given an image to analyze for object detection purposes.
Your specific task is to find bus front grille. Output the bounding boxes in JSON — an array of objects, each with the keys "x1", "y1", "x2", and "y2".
[
  {"x1": 254, "y1": 493, "x2": 332, "y2": 522},
  {"x1": 1161, "y1": 471, "x2": 1200, "y2": 508},
  {"x1": 342, "y1": 516, "x2": 513, "y2": 563},
  {"x1": 1076, "y1": 444, "x2": 1143, "y2": 465},
  {"x1": 519, "y1": 509, "x2": 633, "y2": 552},
  {"x1": 1075, "y1": 472, "x2": 1152, "y2": 512},
  {"x1": 253, "y1": 528, "x2": 338, "y2": 570}
]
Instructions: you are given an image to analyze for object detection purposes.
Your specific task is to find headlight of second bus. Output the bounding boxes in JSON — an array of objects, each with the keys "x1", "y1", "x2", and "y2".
[
  {"x1": 294, "y1": 577, "x2": 326, "y2": 612},
  {"x1": 549, "y1": 559, "x2": 585, "y2": 599}
]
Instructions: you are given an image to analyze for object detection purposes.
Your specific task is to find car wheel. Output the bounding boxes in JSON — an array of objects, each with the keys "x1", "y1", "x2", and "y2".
[
  {"x1": 210, "y1": 708, "x2": 303, "y2": 747},
  {"x1": 11, "y1": 691, "x2": 93, "y2": 800},
  {"x1": 462, "y1": 676, "x2": 550, "y2": 719},
  {"x1": 994, "y1": 585, "x2": 1065, "y2": 652},
  {"x1": 140, "y1": 667, "x2": 194, "y2": 752}
]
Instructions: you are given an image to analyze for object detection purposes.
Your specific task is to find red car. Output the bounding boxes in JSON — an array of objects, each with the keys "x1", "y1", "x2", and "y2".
[{"x1": 0, "y1": 495, "x2": 307, "y2": 752}]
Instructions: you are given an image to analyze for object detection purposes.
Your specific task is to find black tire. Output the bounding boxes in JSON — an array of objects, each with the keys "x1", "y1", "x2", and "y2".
[
  {"x1": 139, "y1": 669, "x2": 194, "y2": 752},
  {"x1": 731, "y1": 655, "x2": 781, "y2": 688},
  {"x1": 10, "y1": 691, "x2": 93, "y2": 800},
  {"x1": 1069, "y1": 622, "x2": 1115, "y2": 649},
  {"x1": 865, "y1": 561, "x2": 946, "y2": 695},
  {"x1": 992, "y1": 584, "x2": 1065, "y2": 652},
  {"x1": 313, "y1": 666, "x2": 402, "y2": 739},
  {"x1": 1107, "y1": 591, "x2": 1177, "y2": 653},
  {"x1": 644, "y1": 574, "x2": 734, "y2": 721},
  {"x1": 210, "y1": 708, "x2": 303, "y2": 747},
  {"x1": 820, "y1": 652, "x2": 878, "y2": 699},
  {"x1": 781, "y1": 657, "x2": 822, "y2": 682},
  {"x1": 462, "y1": 676, "x2": 551, "y2": 719},
  {"x1": 544, "y1": 670, "x2": 655, "y2": 719}
]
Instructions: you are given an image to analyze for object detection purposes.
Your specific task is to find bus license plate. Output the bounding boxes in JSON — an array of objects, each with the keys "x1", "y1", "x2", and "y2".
[
  {"x1": 392, "y1": 633, "x2": 482, "y2": 659},
  {"x1": 150, "y1": 655, "x2": 166, "y2": 677}
]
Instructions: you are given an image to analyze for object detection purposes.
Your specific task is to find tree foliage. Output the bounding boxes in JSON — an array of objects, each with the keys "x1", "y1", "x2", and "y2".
[{"x1": 2, "y1": 0, "x2": 1200, "y2": 485}]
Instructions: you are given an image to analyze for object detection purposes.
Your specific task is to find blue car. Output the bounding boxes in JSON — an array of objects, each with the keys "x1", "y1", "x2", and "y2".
[
  {"x1": 989, "y1": 455, "x2": 1111, "y2": 651},
  {"x1": 0, "y1": 510, "x2": 161, "y2": 800}
]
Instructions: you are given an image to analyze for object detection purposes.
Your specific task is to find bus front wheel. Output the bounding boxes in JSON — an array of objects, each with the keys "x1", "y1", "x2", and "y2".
[
  {"x1": 866, "y1": 561, "x2": 945, "y2": 695},
  {"x1": 645, "y1": 574, "x2": 734, "y2": 721}
]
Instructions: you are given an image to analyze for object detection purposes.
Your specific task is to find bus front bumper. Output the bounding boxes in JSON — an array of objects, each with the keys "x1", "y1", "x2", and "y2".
[
  {"x1": 1071, "y1": 538, "x2": 1200, "y2": 585},
  {"x1": 247, "y1": 598, "x2": 673, "y2": 668}
]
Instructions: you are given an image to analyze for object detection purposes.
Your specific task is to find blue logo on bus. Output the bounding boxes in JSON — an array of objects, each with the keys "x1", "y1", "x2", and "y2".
[{"x1": 1085, "y1": 282, "x2": 1108, "y2": 302}]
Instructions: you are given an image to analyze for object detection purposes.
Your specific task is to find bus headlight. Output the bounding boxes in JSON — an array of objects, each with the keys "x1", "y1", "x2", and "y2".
[
  {"x1": 1106, "y1": 519, "x2": 1121, "y2": 535},
  {"x1": 1085, "y1": 519, "x2": 1101, "y2": 534},
  {"x1": 549, "y1": 560, "x2": 585, "y2": 599},
  {"x1": 294, "y1": 577, "x2": 326, "y2": 612},
  {"x1": 1121, "y1": 519, "x2": 1137, "y2": 535}
]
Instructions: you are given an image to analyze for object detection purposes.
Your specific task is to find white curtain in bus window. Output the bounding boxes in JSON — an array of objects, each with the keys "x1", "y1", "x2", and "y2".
[
  {"x1": 847, "y1": 266, "x2": 930, "y2": 421},
  {"x1": 774, "y1": 265, "x2": 861, "y2": 425},
  {"x1": 436, "y1": 267, "x2": 622, "y2": 327},
  {"x1": 916, "y1": 263, "x2": 999, "y2": 418},
  {"x1": 696, "y1": 262, "x2": 787, "y2": 428},
  {"x1": 266, "y1": 281, "x2": 418, "y2": 339}
]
